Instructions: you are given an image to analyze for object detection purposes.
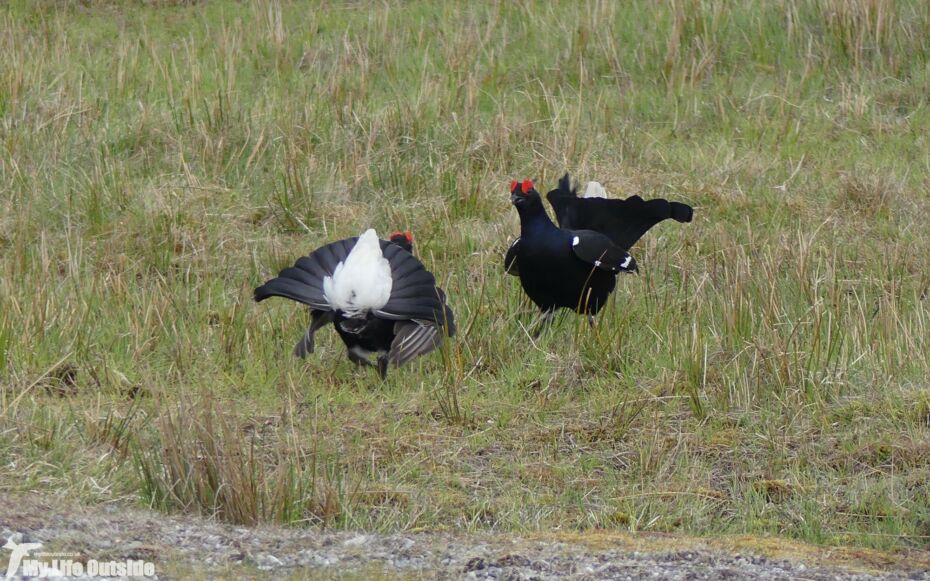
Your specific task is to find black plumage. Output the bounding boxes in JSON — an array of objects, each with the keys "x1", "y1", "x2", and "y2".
[
  {"x1": 507, "y1": 179, "x2": 637, "y2": 320},
  {"x1": 505, "y1": 173, "x2": 692, "y2": 276},
  {"x1": 255, "y1": 231, "x2": 455, "y2": 379},
  {"x1": 548, "y1": 173, "x2": 693, "y2": 251}
]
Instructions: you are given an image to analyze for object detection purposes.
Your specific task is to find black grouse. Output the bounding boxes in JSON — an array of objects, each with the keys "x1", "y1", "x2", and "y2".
[
  {"x1": 507, "y1": 179, "x2": 637, "y2": 323},
  {"x1": 286, "y1": 230, "x2": 423, "y2": 360},
  {"x1": 505, "y1": 173, "x2": 692, "y2": 276},
  {"x1": 255, "y1": 229, "x2": 455, "y2": 379}
]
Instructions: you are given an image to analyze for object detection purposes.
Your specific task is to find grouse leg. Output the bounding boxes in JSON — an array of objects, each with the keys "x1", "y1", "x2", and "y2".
[
  {"x1": 376, "y1": 354, "x2": 390, "y2": 380},
  {"x1": 531, "y1": 310, "x2": 556, "y2": 338},
  {"x1": 347, "y1": 346, "x2": 374, "y2": 369},
  {"x1": 293, "y1": 310, "x2": 335, "y2": 358}
]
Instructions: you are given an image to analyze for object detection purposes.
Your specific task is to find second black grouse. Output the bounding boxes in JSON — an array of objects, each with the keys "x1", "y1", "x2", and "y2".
[
  {"x1": 506, "y1": 173, "x2": 692, "y2": 276},
  {"x1": 507, "y1": 179, "x2": 637, "y2": 320}
]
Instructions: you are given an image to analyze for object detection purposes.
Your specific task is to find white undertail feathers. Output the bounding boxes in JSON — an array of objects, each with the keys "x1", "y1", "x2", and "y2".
[
  {"x1": 323, "y1": 229, "x2": 392, "y2": 317},
  {"x1": 583, "y1": 181, "x2": 608, "y2": 198}
]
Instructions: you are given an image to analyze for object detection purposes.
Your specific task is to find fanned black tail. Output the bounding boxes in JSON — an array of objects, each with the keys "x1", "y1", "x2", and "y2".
[
  {"x1": 375, "y1": 242, "x2": 448, "y2": 325},
  {"x1": 255, "y1": 235, "x2": 452, "y2": 329},
  {"x1": 254, "y1": 277, "x2": 325, "y2": 307},
  {"x1": 254, "y1": 237, "x2": 358, "y2": 310}
]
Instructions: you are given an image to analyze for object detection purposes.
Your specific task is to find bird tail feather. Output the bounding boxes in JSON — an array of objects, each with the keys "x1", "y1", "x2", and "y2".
[{"x1": 254, "y1": 238, "x2": 359, "y2": 309}]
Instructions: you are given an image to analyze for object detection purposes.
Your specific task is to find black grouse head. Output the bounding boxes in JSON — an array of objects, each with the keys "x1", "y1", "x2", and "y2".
[
  {"x1": 388, "y1": 230, "x2": 414, "y2": 253},
  {"x1": 510, "y1": 179, "x2": 544, "y2": 212}
]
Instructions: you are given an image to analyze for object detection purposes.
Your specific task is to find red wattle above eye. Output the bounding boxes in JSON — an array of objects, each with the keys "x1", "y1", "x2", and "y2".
[
  {"x1": 522, "y1": 179, "x2": 533, "y2": 193},
  {"x1": 510, "y1": 180, "x2": 518, "y2": 193}
]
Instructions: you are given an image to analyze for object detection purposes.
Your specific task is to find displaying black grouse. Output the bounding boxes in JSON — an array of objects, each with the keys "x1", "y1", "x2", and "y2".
[
  {"x1": 507, "y1": 179, "x2": 637, "y2": 322},
  {"x1": 255, "y1": 229, "x2": 455, "y2": 379},
  {"x1": 505, "y1": 173, "x2": 692, "y2": 276},
  {"x1": 287, "y1": 230, "x2": 423, "y2": 360}
]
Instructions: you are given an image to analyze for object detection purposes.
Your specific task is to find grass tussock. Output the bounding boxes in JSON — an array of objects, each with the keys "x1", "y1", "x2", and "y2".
[
  {"x1": 134, "y1": 396, "x2": 347, "y2": 527},
  {"x1": 1, "y1": 0, "x2": 930, "y2": 552}
]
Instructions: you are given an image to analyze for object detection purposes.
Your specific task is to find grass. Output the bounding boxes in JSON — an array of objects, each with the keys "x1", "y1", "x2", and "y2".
[{"x1": 1, "y1": 0, "x2": 930, "y2": 554}]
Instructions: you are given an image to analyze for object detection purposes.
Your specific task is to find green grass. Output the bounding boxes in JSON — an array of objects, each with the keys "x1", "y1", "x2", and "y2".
[{"x1": 2, "y1": 0, "x2": 930, "y2": 553}]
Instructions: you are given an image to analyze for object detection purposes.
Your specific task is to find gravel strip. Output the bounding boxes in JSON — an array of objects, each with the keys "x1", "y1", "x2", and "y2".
[{"x1": 1, "y1": 495, "x2": 927, "y2": 580}]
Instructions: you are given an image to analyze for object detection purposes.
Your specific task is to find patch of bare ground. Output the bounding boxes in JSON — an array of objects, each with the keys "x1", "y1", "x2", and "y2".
[{"x1": 1, "y1": 495, "x2": 927, "y2": 580}]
